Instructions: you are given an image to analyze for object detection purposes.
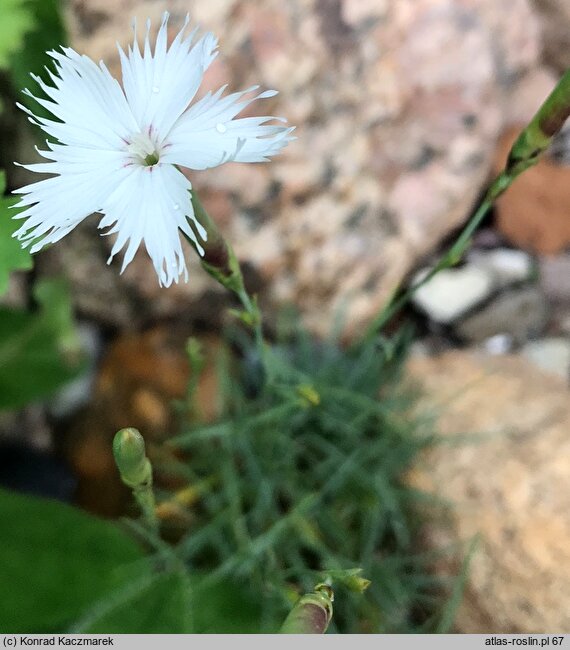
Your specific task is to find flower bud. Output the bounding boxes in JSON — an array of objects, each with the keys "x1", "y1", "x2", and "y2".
[
  {"x1": 188, "y1": 192, "x2": 245, "y2": 295},
  {"x1": 113, "y1": 428, "x2": 152, "y2": 489},
  {"x1": 297, "y1": 384, "x2": 321, "y2": 407}
]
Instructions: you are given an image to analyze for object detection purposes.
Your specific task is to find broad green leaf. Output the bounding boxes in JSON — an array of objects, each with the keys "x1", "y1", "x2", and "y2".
[
  {"x1": 0, "y1": 488, "x2": 145, "y2": 633},
  {"x1": 191, "y1": 578, "x2": 262, "y2": 633},
  {"x1": 0, "y1": 0, "x2": 35, "y2": 69},
  {"x1": 0, "y1": 171, "x2": 33, "y2": 296},
  {"x1": 0, "y1": 487, "x2": 261, "y2": 634},
  {"x1": 78, "y1": 571, "x2": 263, "y2": 633},
  {"x1": 79, "y1": 572, "x2": 191, "y2": 634},
  {"x1": 0, "y1": 278, "x2": 84, "y2": 410}
]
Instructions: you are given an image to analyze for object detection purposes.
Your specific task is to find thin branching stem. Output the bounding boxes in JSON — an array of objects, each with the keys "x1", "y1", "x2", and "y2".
[{"x1": 236, "y1": 285, "x2": 266, "y2": 365}]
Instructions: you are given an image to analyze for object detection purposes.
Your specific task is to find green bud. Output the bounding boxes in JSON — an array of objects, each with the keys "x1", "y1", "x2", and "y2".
[
  {"x1": 187, "y1": 192, "x2": 245, "y2": 295},
  {"x1": 297, "y1": 384, "x2": 321, "y2": 407},
  {"x1": 322, "y1": 568, "x2": 371, "y2": 593},
  {"x1": 113, "y1": 428, "x2": 152, "y2": 489}
]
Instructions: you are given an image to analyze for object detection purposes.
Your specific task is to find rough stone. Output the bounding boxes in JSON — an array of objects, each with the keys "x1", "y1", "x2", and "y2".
[
  {"x1": 52, "y1": 0, "x2": 543, "y2": 336},
  {"x1": 480, "y1": 333, "x2": 514, "y2": 355},
  {"x1": 529, "y1": 0, "x2": 570, "y2": 72},
  {"x1": 502, "y1": 67, "x2": 559, "y2": 127},
  {"x1": 407, "y1": 351, "x2": 570, "y2": 633},
  {"x1": 455, "y1": 286, "x2": 548, "y2": 343},
  {"x1": 539, "y1": 254, "x2": 570, "y2": 303},
  {"x1": 412, "y1": 266, "x2": 495, "y2": 324},
  {"x1": 467, "y1": 248, "x2": 534, "y2": 288}
]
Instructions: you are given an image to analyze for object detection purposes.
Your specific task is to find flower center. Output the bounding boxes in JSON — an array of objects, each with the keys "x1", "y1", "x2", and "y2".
[{"x1": 127, "y1": 132, "x2": 161, "y2": 167}]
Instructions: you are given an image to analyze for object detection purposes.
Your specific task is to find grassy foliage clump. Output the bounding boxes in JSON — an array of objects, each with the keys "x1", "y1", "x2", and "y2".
[{"x1": 165, "y1": 323, "x2": 446, "y2": 632}]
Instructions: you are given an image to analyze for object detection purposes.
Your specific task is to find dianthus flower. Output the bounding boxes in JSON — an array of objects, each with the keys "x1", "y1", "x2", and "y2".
[{"x1": 13, "y1": 12, "x2": 294, "y2": 286}]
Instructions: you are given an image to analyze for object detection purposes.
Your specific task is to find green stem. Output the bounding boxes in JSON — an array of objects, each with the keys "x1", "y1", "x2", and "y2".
[
  {"x1": 132, "y1": 483, "x2": 159, "y2": 533},
  {"x1": 362, "y1": 168, "x2": 521, "y2": 342},
  {"x1": 236, "y1": 286, "x2": 265, "y2": 360},
  {"x1": 279, "y1": 584, "x2": 334, "y2": 634},
  {"x1": 363, "y1": 194, "x2": 494, "y2": 341},
  {"x1": 185, "y1": 191, "x2": 266, "y2": 367}
]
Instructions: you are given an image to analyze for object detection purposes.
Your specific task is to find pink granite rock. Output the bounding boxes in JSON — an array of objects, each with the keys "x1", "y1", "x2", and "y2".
[
  {"x1": 529, "y1": 0, "x2": 570, "y2": 72},
  {"x1": 51, "y1": 0, "x2": 543, "y2": 336}
]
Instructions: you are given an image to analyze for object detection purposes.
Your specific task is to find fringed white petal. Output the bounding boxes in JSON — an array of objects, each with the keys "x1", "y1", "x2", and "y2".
[
  {"x1": 19, "y1": 47, "x2": 138, "y2": 149},
  {"x1": 12, "y1": 154, "x2": 132, "y2": 253},
  {"x1": 161, "y1": 87, "x2": 296, "y2": 170},
  {"x1": 100, "y1": 164, "x2": 205, "y2": 286},
  {"x1": 118, "y1": 12, "x2": 218, "y2": 136}
]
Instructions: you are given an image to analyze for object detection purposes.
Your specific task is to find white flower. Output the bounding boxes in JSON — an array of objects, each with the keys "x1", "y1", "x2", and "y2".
[{"x1": 13, "y1": 12, "x2": 294, "y2": 286}]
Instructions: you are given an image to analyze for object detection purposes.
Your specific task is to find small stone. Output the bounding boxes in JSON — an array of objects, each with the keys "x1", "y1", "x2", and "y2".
[
  {"x1": 409, "y1": 340, "x2": 431, "y2": 358},
  {"x1": 455, "y1": 287, "x2": 548, "y2": 344},
  {"x1": 521, "y1": 338, "x2": 570, "y2": 379},
  {"x1": 471, "y1": 228, "x2": 507, "y2": 249},
  {"x1": 412, "y1": 266, "x2": 495, "y2": 324},
  {"x1": 481, "y1": 333, "x2": 514, "y2": 355},
  {"x1": 539, "y1": 254, "x2": 570, "y2": 302},
  {"x1": 468, "y1": 248, "x2": 533, "y2": 288}
]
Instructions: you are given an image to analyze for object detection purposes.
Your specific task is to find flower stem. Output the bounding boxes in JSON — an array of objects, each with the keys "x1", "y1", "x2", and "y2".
[
  {"x1": 279, "y1": 584, "x2": 334, "y2": 634},
  {"x1": 132, "y1": 482, "x2": 159, "y2": 533},
  {"x1": 363, "y1": 193, "x2": 494, "y2": 340},
  {"x1": 186, "y1": 191, "x2": 266, "y2": 366},
  {"x1": 236, "y1": 285, "x2": 265, "y2": 359}
]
